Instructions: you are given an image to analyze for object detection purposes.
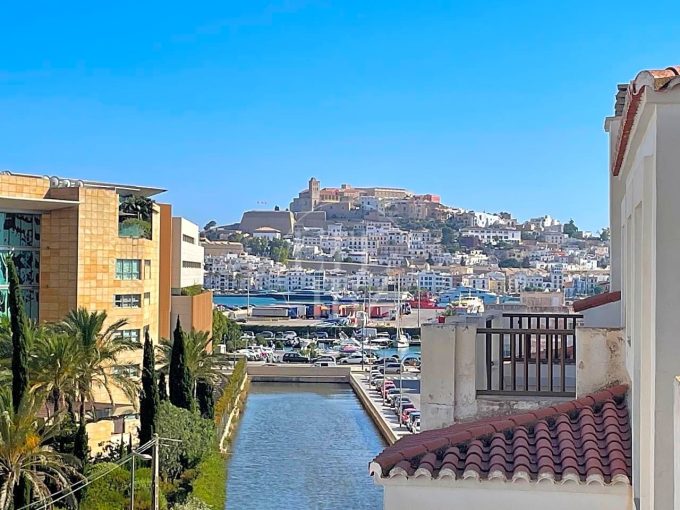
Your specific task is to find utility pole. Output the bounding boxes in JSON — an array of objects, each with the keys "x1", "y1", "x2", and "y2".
[{"x1": 151, "y1": 434, "x2": 159, "y2": 510}]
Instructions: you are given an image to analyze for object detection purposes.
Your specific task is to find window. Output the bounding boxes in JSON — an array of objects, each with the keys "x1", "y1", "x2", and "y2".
[
  {"x1": 115, "y1": 259, "x2": 141, "y2": 280},
  {"x1": 143, "y1": 292, "x2": 151, "y2": 306},
  {"x1": 182, "y1": 261, "x2": 202, "y2": 269},
  {"x1": 144, "y1": 260, "x2": 151, "y2": 279},
  {"x1": 113, "y1": 364, "x2": 140, "y2": 378},
  {"x1": 114, "y1": 294, "x2": 141, "y2": 308},
  {"x1": 115, "y1": 329, "x2": 140, "y2": 344},
  {"x1": 182, "y1": 234, "x2": 195, "y2": 244}
]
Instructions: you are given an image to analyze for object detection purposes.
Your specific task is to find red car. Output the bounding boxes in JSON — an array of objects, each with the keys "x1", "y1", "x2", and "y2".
[
  {"x1": 380, "y1": 382, "x2": 395, "y2": 397},
  {"x1": 402, "y1": 406, "x2": 418, "y2": 424}
]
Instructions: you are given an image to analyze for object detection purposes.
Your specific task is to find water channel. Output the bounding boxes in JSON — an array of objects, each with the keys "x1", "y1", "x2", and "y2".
[{"x1": 226, "y1": 383, "x2": 386, "y2": 509}]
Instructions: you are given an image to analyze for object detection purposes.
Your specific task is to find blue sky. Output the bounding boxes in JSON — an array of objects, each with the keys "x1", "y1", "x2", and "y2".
[{"x1": 2, "y1": 1, "x2": 680, "y2": 231}]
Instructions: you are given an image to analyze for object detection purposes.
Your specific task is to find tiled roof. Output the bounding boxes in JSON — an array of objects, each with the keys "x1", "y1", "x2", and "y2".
[
  {"x1": 612, "y1": 66, "x2": 680, "y2": 176},
  {"x1": 370, "y1": 385, "x2": 630, "y2": 487},
  {"x1": 572, "y1": 290, "x2": 621, "y2": 312}
]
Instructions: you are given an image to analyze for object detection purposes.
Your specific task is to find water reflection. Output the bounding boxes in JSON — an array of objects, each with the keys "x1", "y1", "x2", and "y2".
[{"x1": 226, "y1": 383, "x2": 385, "y2": 510}]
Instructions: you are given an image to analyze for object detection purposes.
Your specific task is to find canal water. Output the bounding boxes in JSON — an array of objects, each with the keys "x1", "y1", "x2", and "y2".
[{"x1": 226, "y1": 383, "x2": 385, "y2": 510}]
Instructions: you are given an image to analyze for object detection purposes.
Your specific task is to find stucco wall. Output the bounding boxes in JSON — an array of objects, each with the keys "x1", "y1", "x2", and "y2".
[
  {"x1": 380, "y1": 481, "x2": 632, "y2": 510},
  {"x1": 576, "y1": 327, "x2": 629, "y2": 396}
]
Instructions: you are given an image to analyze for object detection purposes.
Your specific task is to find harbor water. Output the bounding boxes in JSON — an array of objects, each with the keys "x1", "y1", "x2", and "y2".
[{"x1": 226, "y1": 383, "x2": 385, "y2": 510}]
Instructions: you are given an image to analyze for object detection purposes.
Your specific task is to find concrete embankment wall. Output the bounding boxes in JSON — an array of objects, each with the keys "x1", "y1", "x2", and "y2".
[
  {"x1": 349, "y1": 373, "x2": 398, "y2": 445},
  {"x1": 247, "y1": 365, "x2": 351, "y2": 383}
]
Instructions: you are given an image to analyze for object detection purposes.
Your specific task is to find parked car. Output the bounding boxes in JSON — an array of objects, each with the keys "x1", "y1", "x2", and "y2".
[
  {"x1": 339, "y1": 353, "x2": 371, "y2": 365},
  {"x1": 260, "y1": 331, "x2": 275, "y2": 339},
  {"x1": 312, "y1": 355, "x2": 336, "y2": 364},
  {"x1": 314, "y1": 360, "x2": 336, "y2": 367},
  {"x1": 283, "y1": 331, "x2": 298, "y2": 340},
  {"x1": 379, "y1": 363, "x2": 402, "y2": 375},
  {"x1": 403, "y1": 356, "x2": 421, "y2": 367},
  {"x1": 313, "y1": 331, "x2": 329, "y2": 340},
  {"x1": 373, "y1": 356, "x2": 399, "y2": 366},
  {"x1": 380, "y1": 382, "x2": 396, "y2": 397},
  {"x1": 241, "y1": 331, "x2": 255, "y2": 339},
  {"x1": 402, "y1": 407, "x2": 419, "y2": 424},
  {"x1": 281, "y1": 352, "x2": 310, "y2": 364},
  {"x1": 385, "y1": 388, "x2": 401, "y2": 403},
  {"x1": 370, "y1": 376, "x2": 384, "y2": 388},
  {"x1": 407, "y1": 412, "x2": 421, "y2": 432},
  {"x1": 397, "y1": 402, "x2": 416, "y2": 417},
  {"x1": 412, "y1": 418, "x2": 421, "y2": 433},
  {"x1": 392, "y1": 395, "x2": 411, "y2": 410}
]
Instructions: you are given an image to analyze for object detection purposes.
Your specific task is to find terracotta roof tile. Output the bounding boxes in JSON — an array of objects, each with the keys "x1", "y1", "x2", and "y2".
[
  {"x1": 573, "y1": 290, "x2": 621, "y2": 312},
  {"x1": 371, "y1": 384, "x2": 630, "y2": 486},
  {"x1": 612, "y1": 66, "x2": 680, "y2": 176}
]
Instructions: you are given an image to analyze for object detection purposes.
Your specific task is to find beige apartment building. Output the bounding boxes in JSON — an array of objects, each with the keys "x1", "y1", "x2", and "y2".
[{"x1": 0, "y1": 171, "x2": 212, "y2": 412}]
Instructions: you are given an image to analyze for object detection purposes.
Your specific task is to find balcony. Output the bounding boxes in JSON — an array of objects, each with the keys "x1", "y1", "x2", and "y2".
[
  {"x1": 118, "y1": 195, "x2": 153, "y2": 240},
  {"x1": 420, "y1": 309, "x2": 628, "y2": 430},
  {"x1": 477, "y1": 313, "x2": 581, "y2": 398}
]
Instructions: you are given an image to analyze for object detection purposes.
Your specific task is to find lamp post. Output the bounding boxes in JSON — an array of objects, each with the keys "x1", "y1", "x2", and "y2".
[{"x1": 130, "y1": 450, "x2": 153, "y2": 510}]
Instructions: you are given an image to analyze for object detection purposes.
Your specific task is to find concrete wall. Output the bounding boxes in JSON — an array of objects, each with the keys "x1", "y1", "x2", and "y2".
[
  {"x1": 170, "y1": 290, "x2": 213, "y2": 336},
  {"x1": 576, "y1": 327, "x2": 629, "y2": 396},
  {"x1": 171, "y1": 216, "x2": 204, "y2": 291},
  {"x1": 379, "y1": 481, "x2": 632, "y2": 510},
  {"x1": 582, "y1": 301, "x2": 622, "y2": 328},
  {"x1": 674, "y1": 376, "x2": 680, "y2": 510},
  {"x1": 247, "y1": 364, "x2": 350, "y2": 383}
]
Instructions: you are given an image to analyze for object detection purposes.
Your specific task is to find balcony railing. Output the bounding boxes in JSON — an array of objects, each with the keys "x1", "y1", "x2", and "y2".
[{"x1": 477, "y1": 313, "x2": 583, "y2": 398}]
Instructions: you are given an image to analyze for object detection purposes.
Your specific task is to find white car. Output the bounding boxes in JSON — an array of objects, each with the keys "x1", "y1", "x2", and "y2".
[{"x1": 339, "y1": 353, "x2": 371, "y2": 365}]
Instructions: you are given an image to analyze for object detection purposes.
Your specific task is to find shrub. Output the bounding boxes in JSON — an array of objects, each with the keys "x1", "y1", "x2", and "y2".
[
  {"x1": 214, "y1": 358, "x2": 247, "y2": 427},
  {"x1": 156, "y1": 401, "x2": 216, "y2": 480},
  {"x1": 173, "y1": 496, "x2": 212, "y2": 510},
  {"x1": 79, "y1": 462, "x2": 167, "y2": 510},
  {"x1": 191, "y1": 452, "x2": 227, "y2": 509},
  {"x1": 119, "y1": 217, "x2": 152, "y2": 239}
]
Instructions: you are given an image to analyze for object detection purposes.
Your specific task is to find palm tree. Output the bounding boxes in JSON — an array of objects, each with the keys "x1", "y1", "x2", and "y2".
[
  {"x1": 0, "y1": 391, "x2": 83, "y2": 510},
  {"x1": 157, "y1": 329, "x2": 226, "y2": 391},
  {"x1": 55, "y1": 308, "x2": 138, "y2": 418},
  {"x1": 30, "y1": 333, "x2": 85, "y2": 415}
]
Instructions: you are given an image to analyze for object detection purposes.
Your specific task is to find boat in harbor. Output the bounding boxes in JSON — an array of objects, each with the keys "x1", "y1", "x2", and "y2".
[
  {"x1": 392, "y1": 332, "x2": 410, "y2": 349},
  {"x1": 269, "y1": 289, "x2": 340, "y2": 302}
]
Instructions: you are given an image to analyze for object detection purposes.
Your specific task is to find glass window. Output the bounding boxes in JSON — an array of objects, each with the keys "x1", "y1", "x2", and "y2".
[
  {"x1": 114, "y1": 294, "x2": 141, "y2": 308},
  {"x1": 182, "y1": 261, "x2": 202, "y2": 269},
  {"x1": 144, "y1": 260, "x2": 151, "y2": 279},
  {"x1": 112, "y1": 364, "x2": 140, "y2": 378},
  {"x1": 182, "y1": 234, "x2": 195, "y2": 244},
  {"x1": 143, "y1": 292, "x2": 150, "y2": 306},
  {"x1": 115, "y1": 329, "x2": 140, "y2": 344},
  {"x1": 115, "y1": 259, "x2": 141, "y2": 280}
]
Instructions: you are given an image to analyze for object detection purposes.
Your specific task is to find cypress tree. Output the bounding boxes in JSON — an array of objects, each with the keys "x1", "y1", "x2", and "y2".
[
  {"x1": 7, "y1": 255, "x2": 28, "y2": 414},
  {"x1": 158, "y1": 372, "x2": 168, "y2": 401},
  {"x1": 7, "y1": 256, "x2": 31, "y2": 509},
  {"x1": 196, "y1": 380, "x2": 214, "y2": 420},
  {"x1": 139, "y1": 331, "x2": 160, "y2": 445},
  {"x1": 169, "y1": 317, "x2": 194, "y2": 410}
]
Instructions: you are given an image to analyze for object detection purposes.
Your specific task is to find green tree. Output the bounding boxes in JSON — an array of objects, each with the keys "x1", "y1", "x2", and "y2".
[
  {"x1": 563, "y1": 219, "x2": 579, "y2": 238},
  {"x1": 156, "y1": 401, "x2": 215, "y2": 480},
  {"x1": 158, "y1": 371, "x2": 168, "y2": 401},
  {"x1": 169, "y1": 318, "x2": 194, "y2": 410},
  {"x1": 74, "y1": 421, "x2": 89, "y2": 471},
  {"x1": 7, "y1": 255, "x2": 29, "y2": 414},
  {"x1": 159, "y1": 329, "x2": 226, "y2": 391},
  {"x1": 499, "y1": 258, "x2": 521, "y2": 268},
  {"x1": 0, "y1": 392, "x2": 83, "y2": 510},
  {"x1": 55, "y1": 308, "x2": 138, "y2": 418},
  {"x1": 600, "y1": 227, "x2": 610, "y2": 242},
  {"x1": 139, "y1": 331, "x2": 160, "y2": 446},
  {"x1": 196, "y1": 380, "x2": 215, "y2": 420},
  {"x1": 29, "y1": 331, "x2": 83, "y2": 414}
]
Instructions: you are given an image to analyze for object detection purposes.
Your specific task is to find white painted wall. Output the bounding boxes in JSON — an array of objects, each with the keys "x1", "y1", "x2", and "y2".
[
  {"x1": 171, "y1": 217, "x2": 204, "y2": 291},
  {"x1": 379, "y1": 480, "x2": 632, "y2": 510},
  {"x1": 607, "y1": 85, "x2": 680, "y2": 510}
]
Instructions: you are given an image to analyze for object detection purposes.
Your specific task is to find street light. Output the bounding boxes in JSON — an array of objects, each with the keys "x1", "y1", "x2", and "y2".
[{"x1": 130, "y1": 449, "x2": 153, "y2": 510}]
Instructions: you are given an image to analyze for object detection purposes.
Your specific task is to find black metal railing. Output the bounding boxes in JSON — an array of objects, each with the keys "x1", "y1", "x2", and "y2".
[{"x1": 477, "y1": 313, "x2": 583, "y2": 398}]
